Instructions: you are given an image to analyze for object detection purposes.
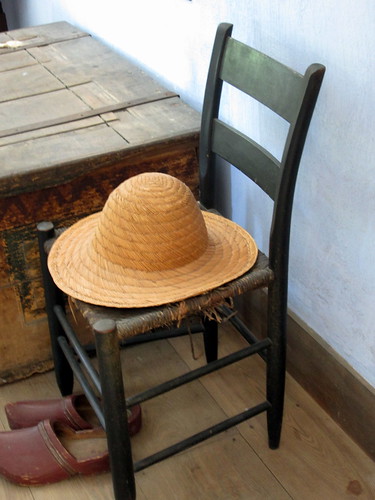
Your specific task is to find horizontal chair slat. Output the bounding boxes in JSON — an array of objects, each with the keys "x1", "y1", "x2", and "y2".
[
  {"x1": 212, "y1": 119, "x2": 281, "y2": 199},
  {"x1": 220, "y1": 37, "x2": 304, "y2": 123}
]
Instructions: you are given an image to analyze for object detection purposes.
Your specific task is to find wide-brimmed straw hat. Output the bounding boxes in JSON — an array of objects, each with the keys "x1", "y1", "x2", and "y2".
[{"x1": 48, "y1": 172, "x2": 258, "y2": 308}]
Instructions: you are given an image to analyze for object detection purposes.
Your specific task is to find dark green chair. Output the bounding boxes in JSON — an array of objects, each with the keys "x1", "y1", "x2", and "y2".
[{"x1": 38, "y1": 22, "x2": 325, "y2": 500}]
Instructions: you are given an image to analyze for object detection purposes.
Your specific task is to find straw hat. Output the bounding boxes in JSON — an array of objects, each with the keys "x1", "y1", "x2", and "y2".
[{"x1": 48, "y1": 172, "x2": 258, "y2": 308}]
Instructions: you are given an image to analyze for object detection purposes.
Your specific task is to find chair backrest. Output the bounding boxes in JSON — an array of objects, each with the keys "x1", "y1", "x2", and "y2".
[{"x1": 199, "y1": 23, "x2": 325, "y2": 279}]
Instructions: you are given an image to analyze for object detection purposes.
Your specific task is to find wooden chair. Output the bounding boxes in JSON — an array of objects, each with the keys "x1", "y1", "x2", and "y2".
[{"x1": 38, "y1": 23, "x2": 325, "y2": 500}]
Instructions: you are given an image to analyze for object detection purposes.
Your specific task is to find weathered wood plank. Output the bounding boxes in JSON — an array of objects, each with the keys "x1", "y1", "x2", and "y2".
[
  {"x1": 69, "y1": 80, "x2": 121, "y2": 108},
  {"x1": 0, "y1": 50, "x2": 37, "y2": 72},
  {"x1": 28, "y1": 36, "x2": 145, "y2": 87},
  {"x1": 0, "y1": 116, "x2": 104, "y2": 147},
  {"x1": 112, "y1": 97, "x2": 201, "y2": 144},
  {"x1": 4, "y1": 21, "x2": 88, "y2": 49},
  {"x1": 27, "y1": 34, "x2": 170, "y2": 103},
  {"x1": 0, "y1": 124, "x2": 125, "y2": 183},
  {"x1": 0, "y1": 92, "x2": 178, "y2": 140},
  {"x1": 0, "y1": 88, "x2": 91, "y2": 136},
  {"x1": 0, "y1": 64, "x2": 64, "y2": 103}
]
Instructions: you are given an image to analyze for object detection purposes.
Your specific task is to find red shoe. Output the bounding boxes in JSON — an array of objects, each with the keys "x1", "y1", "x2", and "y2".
[
  {"x1": 0, "y1": 420, "x2": 110, "y2": 485},
  {"x1": 5, "y1": 394, "x2": 142, "y2": 436}
]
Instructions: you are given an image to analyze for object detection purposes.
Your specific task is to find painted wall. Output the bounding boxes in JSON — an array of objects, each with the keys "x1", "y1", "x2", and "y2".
[{"x1": 3, "y1": 0, "x2": 374, "y2": 387}]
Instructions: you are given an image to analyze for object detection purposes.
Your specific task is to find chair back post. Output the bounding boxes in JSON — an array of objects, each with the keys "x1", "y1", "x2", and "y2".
[
  {"x1": 268, "y1": 63, "x2": 326, "y2": 317},
  {"x1": 199, "y1": 23, "x2": 233, "y2": 208},
  {"x1": 266, "y1": 63, "x2": 325, "y2": 447}
]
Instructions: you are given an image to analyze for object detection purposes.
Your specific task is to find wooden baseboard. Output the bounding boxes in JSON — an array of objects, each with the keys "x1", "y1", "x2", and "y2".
[{"x1": 235, "y1": 290, "x2": 375, "y2": 461}]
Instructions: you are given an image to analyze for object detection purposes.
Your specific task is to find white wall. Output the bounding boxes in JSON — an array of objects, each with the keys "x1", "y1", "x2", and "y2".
[{"x1": 3, "y1": 0, "x2": 374, "y2": 387}]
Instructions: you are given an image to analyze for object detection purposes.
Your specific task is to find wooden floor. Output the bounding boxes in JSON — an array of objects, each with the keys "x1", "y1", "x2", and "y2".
[{"x1": 0, "y1": 322, "x2": 373, "y2": 499}]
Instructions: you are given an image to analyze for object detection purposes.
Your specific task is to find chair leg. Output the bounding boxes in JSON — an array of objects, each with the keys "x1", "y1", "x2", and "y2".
[
  {"x1": 266, "y1": 283, "x2": 286, "y2": 449},
  {"x1": 202, "y1": 317, "x2": 218, "y2": 362},
  {"x1": 37, "y1": 222, "x2": 74, "y2": 396},
  {"x1": 94, "y1": 320, "x2": 136, "y2": 500}
]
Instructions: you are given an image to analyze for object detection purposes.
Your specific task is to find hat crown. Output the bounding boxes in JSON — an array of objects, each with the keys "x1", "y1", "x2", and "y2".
[{"x1": 92, "y1": 172, "x2": 208, "y2": 271}]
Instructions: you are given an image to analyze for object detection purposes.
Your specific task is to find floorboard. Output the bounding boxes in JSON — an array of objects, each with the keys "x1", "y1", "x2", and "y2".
[{"x1": 0, "y1": 323, "x2": 373, "y2": 499}]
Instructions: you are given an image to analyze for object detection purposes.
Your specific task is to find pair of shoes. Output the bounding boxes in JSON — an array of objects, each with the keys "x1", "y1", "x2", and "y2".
[
  {"x1": 5, "y1": 393, "x2": 142, "y2": 436},
  {"x1": 0, "y1": 395, "x2": 142, "y2": 486}
]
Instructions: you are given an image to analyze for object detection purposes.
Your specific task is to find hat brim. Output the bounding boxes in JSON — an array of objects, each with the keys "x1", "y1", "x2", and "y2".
[{"x1": 48, "y1": 210, "x2": 258, "y2": 308}]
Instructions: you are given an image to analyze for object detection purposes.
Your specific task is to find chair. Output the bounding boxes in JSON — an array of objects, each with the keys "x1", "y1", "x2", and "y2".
[{"x1": 37, "y1": 23, "x2": 325, "y2": 500}]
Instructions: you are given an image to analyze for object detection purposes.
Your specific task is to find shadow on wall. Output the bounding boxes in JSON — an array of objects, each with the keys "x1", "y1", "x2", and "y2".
[
  {"x1": 0, "y1": 3, "x2": 7, "y2": 31},
  {"x1": 213, "y1": 158, "x2": 232, "y2": 219},
  {"x1": 2, "y1": 0, "x2": 29, "y2": 30}
]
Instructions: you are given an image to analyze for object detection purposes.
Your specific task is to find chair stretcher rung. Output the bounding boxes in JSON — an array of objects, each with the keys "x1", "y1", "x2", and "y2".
[
  {"x1": 221, "y1": 305, "x2": 267, "y2": 361},
  {"x1": 54, "y1": 305, "x2": 101, "y2": 392},
  {"x1": 134, "y1": 400, "x2": 271, "y2": 471},
  {"x1": 57, "y1": 336, "x2": 106, "y2": 428},
  {"x1": 127, "y1": 337, "x2": 271, "y2": 407}
]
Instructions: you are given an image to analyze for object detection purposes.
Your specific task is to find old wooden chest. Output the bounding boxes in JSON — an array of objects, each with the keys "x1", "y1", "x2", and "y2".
[{"x1": 0, "y1": 22, "x2": 200, "y2": 383}]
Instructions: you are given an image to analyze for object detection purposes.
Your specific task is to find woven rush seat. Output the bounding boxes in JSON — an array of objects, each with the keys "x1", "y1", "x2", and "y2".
[{"x1": 69, "y1": 251, "x2": 272, "y2": 339}]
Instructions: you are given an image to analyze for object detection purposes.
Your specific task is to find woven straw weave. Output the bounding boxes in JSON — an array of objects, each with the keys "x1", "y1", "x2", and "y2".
[{"x1": 48, "y1": 172, "x2": 258, "y2": 308}]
